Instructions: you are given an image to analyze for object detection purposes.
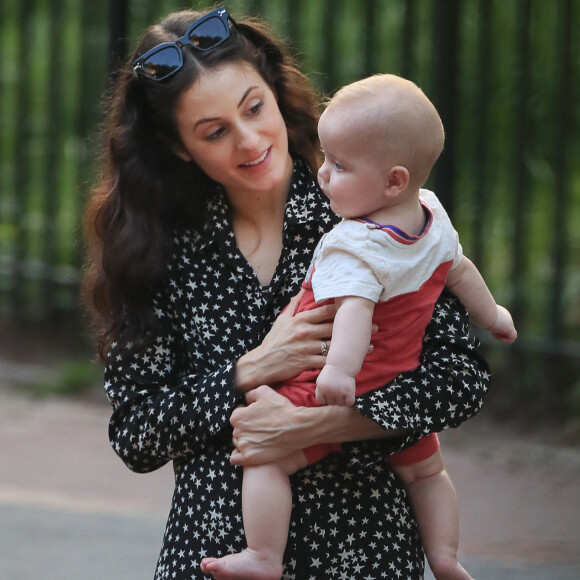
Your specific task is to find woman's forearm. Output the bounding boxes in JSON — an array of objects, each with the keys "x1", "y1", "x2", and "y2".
[
  {"x1": 234, "y1": 295, "x2": 336, "y2": 393},
  {"x1": 234, "y1": 347, "x2": 269, "y2": 393},
  {"x1": 230, "y1": 386, "x2": 406, "y2": 466},
  {"x1": 293, "y1": 404, "x2": 406, "y2": 447}
]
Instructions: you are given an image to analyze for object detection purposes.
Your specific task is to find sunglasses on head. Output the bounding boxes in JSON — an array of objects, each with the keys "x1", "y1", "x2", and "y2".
[{"x1": 133, "y1": 7, "x2": 232, "y2": 82}]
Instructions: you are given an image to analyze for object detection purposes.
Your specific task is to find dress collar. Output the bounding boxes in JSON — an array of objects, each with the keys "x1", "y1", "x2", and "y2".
[{"x1": 284, "y1": 158, "x2": 334, "y2": 225}]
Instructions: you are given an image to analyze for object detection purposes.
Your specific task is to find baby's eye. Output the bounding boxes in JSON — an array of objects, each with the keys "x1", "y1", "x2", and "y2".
[{"x1": 334, "y1": 161, "x2": 344, "y2": 171}]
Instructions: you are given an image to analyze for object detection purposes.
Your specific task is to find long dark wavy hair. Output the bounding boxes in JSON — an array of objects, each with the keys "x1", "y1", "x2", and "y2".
[{"x1": 82, "y1": 8, "x2": 322, "y2": 359}]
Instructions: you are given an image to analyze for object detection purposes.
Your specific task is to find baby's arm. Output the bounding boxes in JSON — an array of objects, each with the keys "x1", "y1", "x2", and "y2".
[
  {"x1": 445, "y1": 256, "x2": 517, "y2": 344},
  {"x1": 316, "y1": 296, "x2": 375, "y2": 406}
]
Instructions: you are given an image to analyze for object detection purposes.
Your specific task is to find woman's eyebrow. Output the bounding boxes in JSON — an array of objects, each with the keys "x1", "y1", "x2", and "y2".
[{"x1": 238, "y1": 85, "x2": 259, "y2": 108}]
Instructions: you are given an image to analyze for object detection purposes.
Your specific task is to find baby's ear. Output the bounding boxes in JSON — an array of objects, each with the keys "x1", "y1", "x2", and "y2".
[{"x1": 385, "y1": 166, "x2": 409, "y2": 197}]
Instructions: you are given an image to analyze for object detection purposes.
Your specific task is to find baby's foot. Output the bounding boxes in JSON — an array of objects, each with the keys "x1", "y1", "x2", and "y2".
[{"x1": 200, "y1": 549, "x2": 283, "y2": 580}]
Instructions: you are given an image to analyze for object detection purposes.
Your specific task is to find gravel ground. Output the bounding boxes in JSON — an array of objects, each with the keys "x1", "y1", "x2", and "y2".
[{"x1": 1, "y1": 354, "x2": 580, "y2": 579}]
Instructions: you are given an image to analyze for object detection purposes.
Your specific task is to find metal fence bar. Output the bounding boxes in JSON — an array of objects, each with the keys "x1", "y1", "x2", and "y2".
[
  {"x1": 72, "y1": 1, "x2": 110, "y2": 273},
  {"x1": 286, "y1": 0, "x2": 304, "y2": 57},
  {"x1": 247, "y1": 0, "x2": 265, "y2": 18},
  {"x1": 472, "y1": 0, "x2": 491, "y2": 271},
  {"x1": 431, "y1": 0, "x2": 460, "y2": 215},
  {"x1": 109, "y1": 0, "x2": 130, "y2": 80},
  {"x1": 322, "y1": 0, "x2": 342, "y2": 93},
  {"x1": 41, "y1": 0, "x2": 65, "y2": 315},
  {"x1": 550, "y1": 0, "x2": 573, "y2": 341},
  {"x1": 400, "y1": 0, "x2": 415, "y2": 80},
  {"x1": 10, "y1": 0, "x2": 35, "y2": 318},
  {"x1": 362, "y1": 0, "x2": 378, "y2": 77},
  {"x1": 511, "y1": 0, "x2": 532, "y2": 328}
]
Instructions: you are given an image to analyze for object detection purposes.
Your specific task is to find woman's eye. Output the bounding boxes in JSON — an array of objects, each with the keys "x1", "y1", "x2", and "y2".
[
  {"x1": 206, "y1": 127, "x2": 225, "y2": 141},
  {"x1": 248, "y1": 100, "x2": 264, "y2": 116}
]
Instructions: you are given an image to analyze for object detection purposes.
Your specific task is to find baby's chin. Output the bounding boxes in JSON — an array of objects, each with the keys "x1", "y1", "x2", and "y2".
[{"x1": 330, "y1": 206, "x2": 352, "y2": 219}]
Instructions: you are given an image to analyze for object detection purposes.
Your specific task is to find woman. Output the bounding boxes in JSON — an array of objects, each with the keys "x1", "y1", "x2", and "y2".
[{"x1": 82, "y1": 7, "x2": 490, "y2": 579}]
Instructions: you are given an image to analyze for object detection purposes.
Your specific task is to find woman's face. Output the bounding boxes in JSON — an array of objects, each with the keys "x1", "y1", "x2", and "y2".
[{"x1": 174, "y1": 61, "x2": 293, "y2": 202}]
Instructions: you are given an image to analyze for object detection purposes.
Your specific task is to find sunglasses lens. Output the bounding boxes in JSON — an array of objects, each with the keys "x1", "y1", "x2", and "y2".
[
  {"x1": 189, "y1": 16, "x2": 229, "y2": 50},
  {"x1": 142, "y1": 45, "x2": 182, "y2": 80},
  {"x1": 134, "y1": 10, "x2": 231, "y2": 81}
]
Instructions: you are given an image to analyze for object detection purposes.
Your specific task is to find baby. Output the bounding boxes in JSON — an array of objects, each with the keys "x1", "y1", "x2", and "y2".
[{"x1": 201, "y1": 74, "x2": 516, "y2": 580}]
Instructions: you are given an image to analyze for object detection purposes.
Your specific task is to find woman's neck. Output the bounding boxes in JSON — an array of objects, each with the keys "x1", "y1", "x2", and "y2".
[
  {"x1": 226, "y1": 155, "x2": 293, "y2": 225},
  {"x1": 231, "y1": 204, "x2": 286, "y2": 286},
  {"x1": 229, "y1": 188, "x2": 287, "y2": 226},
  {"x1": 226, "y1": 161, "x2": 293, "y2": 286}
]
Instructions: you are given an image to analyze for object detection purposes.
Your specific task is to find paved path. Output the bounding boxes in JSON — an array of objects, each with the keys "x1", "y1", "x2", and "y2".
[{"x1": 1, "y1": 382, "x2": 580, "y2": 579}]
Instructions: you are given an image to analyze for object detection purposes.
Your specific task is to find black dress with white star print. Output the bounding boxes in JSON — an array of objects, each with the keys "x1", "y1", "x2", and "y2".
[{"x1": 104, "y1": 159, "x2": 490, "y2": 579}]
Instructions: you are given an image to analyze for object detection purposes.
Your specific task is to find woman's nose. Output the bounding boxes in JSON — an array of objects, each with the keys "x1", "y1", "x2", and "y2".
[{"x1": 237, "y1": 123, "x2": 260, "y2": 151}]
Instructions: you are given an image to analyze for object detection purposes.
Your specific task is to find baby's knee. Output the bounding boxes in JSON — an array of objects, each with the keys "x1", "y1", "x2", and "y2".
[
  {"x1": 276, "y1": 451, "x2": 308, "y2": 476},
  {"x1": 391, "y1": 449, "x2": 445, "y2": 485}
]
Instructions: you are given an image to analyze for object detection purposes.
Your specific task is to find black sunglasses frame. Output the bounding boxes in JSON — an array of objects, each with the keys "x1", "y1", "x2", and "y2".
[{"x1": 132, "y1": 7, "x2": 232, "y2": 82}]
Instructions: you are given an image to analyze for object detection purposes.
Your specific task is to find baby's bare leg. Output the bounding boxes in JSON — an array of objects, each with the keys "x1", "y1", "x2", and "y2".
[
  {"x1": 200, "y1": 451, "x2": 308, "y2": 580},
  {"x1": 392, "y1": 449, "x2": 473, "y2": 580}
]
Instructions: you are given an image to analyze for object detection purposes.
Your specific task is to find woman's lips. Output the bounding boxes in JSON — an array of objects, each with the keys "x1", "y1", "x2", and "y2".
[{"x1": 241, "y1": 147, "x2": 270, "y2": 167}]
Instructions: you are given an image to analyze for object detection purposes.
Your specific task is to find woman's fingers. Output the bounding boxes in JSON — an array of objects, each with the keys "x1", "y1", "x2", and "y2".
[
  {"x1": 248, "y1": 292, "x2": 374, "y2": 385},
  {"x1": 230, "y1": 448, "x2": 244, "y2": 465},
  {"x1": 286, "y1": 288, "x2": 305, "y2": 316},
  {"x1": 230, "y1": 386, "x2": 302, "y2": 465},
  {"x1": 243, "y1": 383, "x2": 275, "y2": 405},
  {"x1": 300, "y1": 302, "x2": 336, "y2": 324},
  {"x1": 316, "y1": 339, "x2": 373, "y2": 357}
]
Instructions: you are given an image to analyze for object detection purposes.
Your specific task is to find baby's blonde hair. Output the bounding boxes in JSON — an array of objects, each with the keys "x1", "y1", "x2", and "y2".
[{"x1": 327, "y1": 74, "x2": 444, "y2": 189}]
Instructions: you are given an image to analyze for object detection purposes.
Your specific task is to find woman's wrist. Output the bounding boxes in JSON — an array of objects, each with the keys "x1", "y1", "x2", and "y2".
[
  {"x1": 234, "y1": 351, "x2": 258, "y2": 393},
  {"x1": 235, "y1": 347, "x2": 272, "y2": 393},
  {"x1": 292, "y1": 404, "x2": 400, "y2": 447}
]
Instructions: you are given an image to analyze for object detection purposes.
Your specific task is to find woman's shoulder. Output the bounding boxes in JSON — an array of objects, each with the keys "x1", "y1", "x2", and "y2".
[{"x1": 172, "y1": 189, "x2": 232, "y2": 254}]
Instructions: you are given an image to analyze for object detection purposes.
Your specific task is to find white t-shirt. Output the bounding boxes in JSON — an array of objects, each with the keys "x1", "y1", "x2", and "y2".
[{"x1": 308, "y1": 189, "x2": 463, "y2": 303}]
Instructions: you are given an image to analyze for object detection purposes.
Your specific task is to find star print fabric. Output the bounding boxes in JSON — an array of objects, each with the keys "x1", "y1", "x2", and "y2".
[{"x1": 103, "y1": 159, "x2": 490, "y2": 579}]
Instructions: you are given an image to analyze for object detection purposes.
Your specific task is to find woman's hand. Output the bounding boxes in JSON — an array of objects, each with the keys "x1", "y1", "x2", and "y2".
[
  {"x1": 230, "y1": 385, "x2": 397, "y2": 467},
  {"x1": 235, "y1": 291, "x2": 335, "y2": 392},
  {"x1": 230, "y1": 386, "x2": 305, "y2": 466}
]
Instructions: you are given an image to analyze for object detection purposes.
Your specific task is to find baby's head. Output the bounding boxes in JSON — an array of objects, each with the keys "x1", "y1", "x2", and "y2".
[{"x1": 320, "y1": 74, "x2": 444, "y2": 191}]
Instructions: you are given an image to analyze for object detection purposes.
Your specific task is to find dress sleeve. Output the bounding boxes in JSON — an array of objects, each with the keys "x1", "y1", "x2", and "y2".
[
  {"x1": 104, "y1": 310, "x2": 242, "y2": 474},
  {"x1": 354, "y1": 289, "x2": 490, "y2": 449}
]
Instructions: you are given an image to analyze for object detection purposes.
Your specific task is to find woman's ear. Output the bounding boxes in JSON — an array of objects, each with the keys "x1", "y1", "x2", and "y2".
[
  {"x1": 385, "y1": 166, "x2": 410, "y2": 197},
  {"x1": 173, "y1": 144, "x2": 192, "y2": 162}
]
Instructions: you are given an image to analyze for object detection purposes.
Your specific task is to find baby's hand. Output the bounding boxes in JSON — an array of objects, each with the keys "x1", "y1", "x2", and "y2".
[
  {"x1": 316, "y1": 365, "x2": 356, "y2": 406},
  {"x1": 488, "y1": 305, "x2": 517, "y2": 344}
]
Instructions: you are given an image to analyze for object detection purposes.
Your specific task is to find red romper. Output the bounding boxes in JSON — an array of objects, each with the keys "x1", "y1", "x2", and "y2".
[{"x1": 274, "y1": 190, "x2": 463, "y2": 465}]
